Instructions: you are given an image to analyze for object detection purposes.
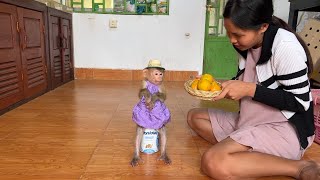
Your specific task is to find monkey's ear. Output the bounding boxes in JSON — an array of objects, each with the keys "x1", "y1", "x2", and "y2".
[{"x1": 142, "y1": 69, "x2": 148, "y2": 79}]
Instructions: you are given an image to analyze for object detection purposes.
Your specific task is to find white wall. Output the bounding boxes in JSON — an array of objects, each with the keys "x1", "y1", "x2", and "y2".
[
  {"x1": 273, "y1": 0, "x2": 290, "y2": 23},
  {"x1": 73, "y1": 0, "x2": 206, "y2": 72},
  {"x1": 73, "y1": 0, "x2": 290, "y2": 73}
]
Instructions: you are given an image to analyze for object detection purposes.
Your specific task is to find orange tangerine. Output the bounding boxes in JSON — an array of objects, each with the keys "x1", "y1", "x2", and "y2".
[
  {"x1": 191, "y1": 79, "x2": 199, "y2": 90},
  {"x1": 210, "y1": 81, "x2": 221, "y2": 92},
  {"x1": 198, "y1": 79, "x2": 212, "y2": 91},
  {"x1": 200, "y1": 74, "x2": 214, "y2": 83}
]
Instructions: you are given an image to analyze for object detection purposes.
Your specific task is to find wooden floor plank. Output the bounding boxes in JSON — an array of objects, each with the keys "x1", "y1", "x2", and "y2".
[{"x1": 0, "y1": 80, "x2": 318, "y2": 180}]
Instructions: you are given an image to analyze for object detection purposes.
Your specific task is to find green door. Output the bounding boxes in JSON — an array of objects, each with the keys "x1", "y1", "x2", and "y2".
[{"x1": 203, "y1": 0, "x2": 237, "y2": 80}]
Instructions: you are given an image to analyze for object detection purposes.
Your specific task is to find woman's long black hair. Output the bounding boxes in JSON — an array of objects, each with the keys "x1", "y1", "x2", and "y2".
[{"x1": 223, "y1": 0, "x2": 313, "y2": 75}]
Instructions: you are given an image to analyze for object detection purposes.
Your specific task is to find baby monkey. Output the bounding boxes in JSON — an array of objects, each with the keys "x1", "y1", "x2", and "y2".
[{"x1": 131, "y1": 60, "x2": 171, "y2": 167}]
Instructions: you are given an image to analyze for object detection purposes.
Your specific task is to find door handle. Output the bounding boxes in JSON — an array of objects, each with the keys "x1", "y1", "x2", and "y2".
[
  {"x1": 22, "y1": 35, "x2": 27, "y2": 50},
  {"x1": 62, "y1": 36, "x2": 68, "y2": 49},
  {"x1": 59, "y1": 35, "x2": 65, "y2": 49},
  {"x1": 206, "y1": 4, "x2": 213, "y2": 11},
  {"x1": 57, "y1": 36, "x2": 62, "y2": 49}
]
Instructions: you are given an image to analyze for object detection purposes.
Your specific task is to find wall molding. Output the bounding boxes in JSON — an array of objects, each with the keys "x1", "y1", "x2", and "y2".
[{"x1": 75, "y1": 68, "x2": 198, "y2": 81}]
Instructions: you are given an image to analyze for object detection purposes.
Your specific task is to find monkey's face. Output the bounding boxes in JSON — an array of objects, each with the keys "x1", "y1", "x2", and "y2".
[{"x1": 148, "y1": 69, "x2": 164, "y2": 85}]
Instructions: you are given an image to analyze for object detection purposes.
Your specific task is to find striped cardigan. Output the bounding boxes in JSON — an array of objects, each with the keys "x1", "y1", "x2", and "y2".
[{"x1": 233, "y1": 25, "x2": 315, "y2": 149}]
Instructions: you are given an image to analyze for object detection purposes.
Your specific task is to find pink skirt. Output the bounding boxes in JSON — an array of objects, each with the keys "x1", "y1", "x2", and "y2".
[{"x1": 209, "y1": 108, "x2": 314, "y2": 160}]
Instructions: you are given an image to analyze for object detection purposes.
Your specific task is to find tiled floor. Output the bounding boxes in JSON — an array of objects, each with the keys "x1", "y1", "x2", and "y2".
[{"x1": 0, "y1": 80, "x2": 318, "y2": 179}]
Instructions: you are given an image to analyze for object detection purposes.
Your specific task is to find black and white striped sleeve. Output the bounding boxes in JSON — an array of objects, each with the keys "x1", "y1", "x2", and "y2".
[{"x1": 253, "y1": 41, "x2": 311, "y2": 116}]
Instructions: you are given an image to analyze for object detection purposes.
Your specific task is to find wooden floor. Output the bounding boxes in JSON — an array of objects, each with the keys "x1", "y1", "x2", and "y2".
[{"x1": 0, "y1": 80, "x2": 319, "y2": 180}]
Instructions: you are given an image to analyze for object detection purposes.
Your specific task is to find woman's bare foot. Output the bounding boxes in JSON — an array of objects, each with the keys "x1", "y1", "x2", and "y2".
[{"x1": 298, "y1": 161, "x2": 320, "y2": 180}]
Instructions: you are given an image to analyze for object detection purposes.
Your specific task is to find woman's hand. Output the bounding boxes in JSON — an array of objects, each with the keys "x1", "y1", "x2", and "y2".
[{"x1": 213, "y1": 80, "x2": 256, "y2": 101}]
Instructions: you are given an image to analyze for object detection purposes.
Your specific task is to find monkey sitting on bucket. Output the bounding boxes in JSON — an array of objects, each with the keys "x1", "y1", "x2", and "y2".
[{"x1": 130, "y1": 59, "x2": 171, "y2": 167}]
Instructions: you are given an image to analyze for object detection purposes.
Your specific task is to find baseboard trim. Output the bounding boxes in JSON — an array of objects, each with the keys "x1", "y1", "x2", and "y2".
[{"x1": 75, "y1": 68, "x2": 198, "y2": 81}]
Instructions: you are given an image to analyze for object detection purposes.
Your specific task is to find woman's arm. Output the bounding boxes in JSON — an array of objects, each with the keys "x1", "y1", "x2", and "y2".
[
  {"x1": 253, "y1": 41, "x2": 310, "y2": 112},
  {"x1": 253, "y1": 85, "x2": 306, "y2": 112}
]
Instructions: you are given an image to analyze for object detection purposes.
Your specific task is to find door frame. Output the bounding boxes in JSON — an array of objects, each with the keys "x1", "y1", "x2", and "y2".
[{"x1": 203, "y1": 0, "x2": 237, "y2": 80}]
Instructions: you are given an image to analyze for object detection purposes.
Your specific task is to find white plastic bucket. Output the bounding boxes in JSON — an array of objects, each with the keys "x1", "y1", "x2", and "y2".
[{"x1": 140, "y1": 129, "x2": 159, "y2": 154}]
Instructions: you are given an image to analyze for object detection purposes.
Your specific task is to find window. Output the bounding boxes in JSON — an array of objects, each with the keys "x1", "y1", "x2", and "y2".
[
  {"x1": 207, "y1": 0, "x2": 227, "y2": 37},
  {"x1": 70, "y1": 0, "x2": 169, "y2": 15}
]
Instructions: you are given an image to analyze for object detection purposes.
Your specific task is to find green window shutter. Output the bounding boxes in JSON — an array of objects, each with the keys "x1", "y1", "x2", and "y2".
[{"x1": 70, "y1": 0, "x2": 169, "y2": 15}]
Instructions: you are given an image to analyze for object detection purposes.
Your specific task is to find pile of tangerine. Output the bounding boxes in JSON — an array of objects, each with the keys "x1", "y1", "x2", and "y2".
[{"x1": 191, "y1": 74, "x2": 221, "y2": 92}]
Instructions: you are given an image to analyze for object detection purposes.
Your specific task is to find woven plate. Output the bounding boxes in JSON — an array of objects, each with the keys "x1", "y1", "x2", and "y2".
[{"x1": 184, "y1": 80, "x2": 222, "y2": 100}]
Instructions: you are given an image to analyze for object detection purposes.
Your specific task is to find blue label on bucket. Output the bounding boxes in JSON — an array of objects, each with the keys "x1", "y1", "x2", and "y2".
[{"x1": 142, "y1": 149, "x2": 157, "y2": 154}]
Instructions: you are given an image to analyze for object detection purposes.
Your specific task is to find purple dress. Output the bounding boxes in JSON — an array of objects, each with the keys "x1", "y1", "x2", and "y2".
[{"x1": 132, "y1": 81, "x2": 171, "y2": 129}]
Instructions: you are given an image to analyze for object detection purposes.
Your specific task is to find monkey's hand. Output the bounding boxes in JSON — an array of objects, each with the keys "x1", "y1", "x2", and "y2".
[
  {"x1": 139, "y1": 89, "x2": 154, "y2": 110},
  {"x1": 151, "y1": 92, "x2": 166, "y2": 103},
  {"x1": 139, "y1": 88, "x2": 151, "y2": 100},
  {"x1": 146, "y1": 92, "x2": 166, "y2": 110},
  {"x1": 146, "y1": 100, "x2": 154, "y2": 110}
]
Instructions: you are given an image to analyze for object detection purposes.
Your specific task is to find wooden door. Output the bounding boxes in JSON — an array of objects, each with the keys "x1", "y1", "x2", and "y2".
[
  {"x1": 49, "y1": 15, "x2": 63, "y2": 88},
  {"x1": 17, "y1": 7, "x2": 47, "y2": 99},
  {"x1": 61, "y1": 18, "x2": 73, "y2": 83},
  {"x1": 0, "y1": 3, "x2": 24, "y2": 110},
  {"x1": 49, "y1": 14, "x2": 73, "y2": 89},
  {"x1": 203, "y1": 0, "x2": 237, "y2": 80}
]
